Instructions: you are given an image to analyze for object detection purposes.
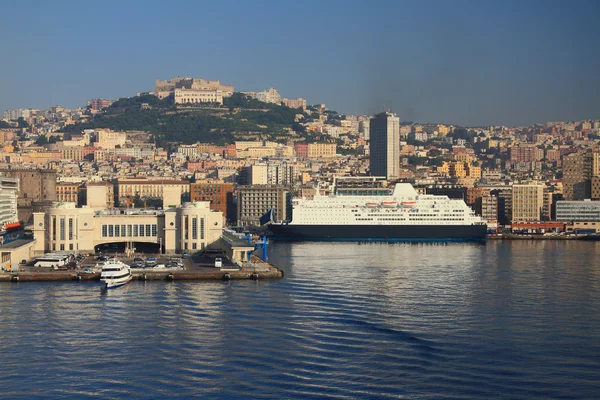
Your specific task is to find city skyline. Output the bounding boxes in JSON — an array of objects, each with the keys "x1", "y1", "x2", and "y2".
[{"x1": 1, "y1": 0, "x2": 600, "y2": 127}]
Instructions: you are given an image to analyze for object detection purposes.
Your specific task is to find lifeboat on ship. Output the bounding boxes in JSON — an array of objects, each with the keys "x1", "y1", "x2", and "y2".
[
  {"x1": 401, "y1": 201, "x2": 417, "y2": 208},
  {"x1": 365, "y1": 202, "x2": 378, "y2": 207},
  {"x1": 381, "y1": 201, "x2": 397, "y2": 208}
]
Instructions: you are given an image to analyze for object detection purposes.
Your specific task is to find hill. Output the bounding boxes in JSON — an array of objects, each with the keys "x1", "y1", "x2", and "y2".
[{"x1": 62, "y1": 93, "x2": 307, "y2": 145}]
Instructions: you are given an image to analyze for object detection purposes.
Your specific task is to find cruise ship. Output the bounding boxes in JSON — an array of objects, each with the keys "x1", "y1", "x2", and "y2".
[{"x1": 264, "y1": 183, "x2": 487, "y2": 242}]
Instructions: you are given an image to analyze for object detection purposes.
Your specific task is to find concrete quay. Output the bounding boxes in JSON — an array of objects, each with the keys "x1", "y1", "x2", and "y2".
[
  {"x1": 0, "y1": 266, "x2": 283, "y2": 283},
  {"x1": 487, "y1": 234, "x2": 586, "y2": 240}
]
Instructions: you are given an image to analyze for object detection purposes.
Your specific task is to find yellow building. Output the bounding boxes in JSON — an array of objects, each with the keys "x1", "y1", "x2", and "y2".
[
  {"x1": 117, "y1": 179, "x2": 189, "y2": 208},
  {"x1": 307, "y1": 143, "x2": 337, "y2": 158},
  {"x1": 449, "y1": 162, "x2": 466, "y2": 178},
  {"x1": 56, "y1": 183, "x2": 80, "y2": 204},
  {"x1": 62, "y1": 147, "x2": 84, "y2": 161},
  {"x1": 96, "y1": 129, "x2": 126, "y2": 149},
  {"x1": 512, "y1": 184, "x2": 544, "y2": 222}
]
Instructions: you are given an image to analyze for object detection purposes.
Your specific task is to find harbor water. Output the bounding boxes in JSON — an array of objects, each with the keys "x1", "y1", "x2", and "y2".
[{"x1": 0, "y1": 240, "x2": 599, "y2": 399}]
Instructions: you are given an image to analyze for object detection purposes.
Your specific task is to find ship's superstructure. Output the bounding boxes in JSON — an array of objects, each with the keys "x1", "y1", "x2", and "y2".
[{"x1": 266, "y1": 183, "x2": 487, "y2": 241}]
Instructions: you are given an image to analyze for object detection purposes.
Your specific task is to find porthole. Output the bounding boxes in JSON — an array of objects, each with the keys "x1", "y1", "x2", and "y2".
[{"x1": 170, "y1": 222, "x2": 174, "y2": 226}]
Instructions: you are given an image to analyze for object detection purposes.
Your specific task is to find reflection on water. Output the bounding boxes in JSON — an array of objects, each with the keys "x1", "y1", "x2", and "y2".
[{"x1": 0, "y1": 241, "x2": 599, "y2": 398}]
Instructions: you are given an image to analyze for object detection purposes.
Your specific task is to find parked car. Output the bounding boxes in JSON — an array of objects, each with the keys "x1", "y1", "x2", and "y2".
[
  {"x1": 145, "y1": 257, "x2": 157, "y2": 266},
  {"x1": 169, "y1": 261, "x2": 184, "y2": 270},
  {"x1": 97, "y1": 255, "x2": 108, "y2": 262},
  {"x1": 133, "y1": 257, "x2": 144, "y2": 263},
  {"x1": 153, "y1": 264, "x2": 166, "y2": 270},
  {"x1": 81, "y1": 267, "x2": 95, "y2": 274},
  {"x1": 182, "y1": 252, "x2": 189, "y2": 259},
  {"x1": 131, "y1": 261, "x2": 144, "y2": 268}
]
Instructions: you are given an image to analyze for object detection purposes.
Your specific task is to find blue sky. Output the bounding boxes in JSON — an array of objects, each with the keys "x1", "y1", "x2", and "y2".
[{"x1": 1, "y1": 0, "x2": 599, "y2": 126}]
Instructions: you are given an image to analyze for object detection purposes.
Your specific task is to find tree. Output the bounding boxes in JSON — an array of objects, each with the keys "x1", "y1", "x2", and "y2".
[
  {"x1": 48, "y1": 136, "x2": 57, "y2": 144},
  {"x1": 0, "y1": 121, "x2": 11, "y2": 129},
  {"x1": 17, "y1": 117, "x2": 29, "y2": 128},
  {"x1": 35, "y1": 135, "x2": 48, "y2": 145}
]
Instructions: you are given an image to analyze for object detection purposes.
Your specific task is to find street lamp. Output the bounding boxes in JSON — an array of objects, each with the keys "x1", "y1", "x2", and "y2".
[{"x1": 159, "y1": 237, "x2": 162, "y2": 255}]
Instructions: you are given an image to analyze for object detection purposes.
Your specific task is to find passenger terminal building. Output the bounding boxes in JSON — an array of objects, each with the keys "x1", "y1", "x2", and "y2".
[{"x1": 32, "y1": 201, "x2": 224, "y2": 256}]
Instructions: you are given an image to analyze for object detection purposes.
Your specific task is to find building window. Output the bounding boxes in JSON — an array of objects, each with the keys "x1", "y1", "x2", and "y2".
[
  {"x1": 108, "y1": 225, "x2": 114, "y2": 237},
  {"x1": 69, "y1": 243, "x2": 73, "y2": 251},
  {"x1": 192, "y1": 242, "x2": 197, "y2": 250},
  {"x1": 133, "y1": 225, "x2": 138, "y2": 237},
  {"x1": 128, "y1": 225, "x2": 132, "y2": 237},
  {"x1": 192, "y1": 217, "x2": 197, "y2": 240},
  {"x1": 152, "y1": 224, "x2": 157, "y2": 237},
  {"x1": 184, "y1": 216, "x2": 189, "y2": 240},
  {"x1": 115, "y1": 225, "x2": 120, "y2": 237},
  {"x1": 52, "y1": 216, "x2": 56, "y2": 241},
  {"x1": 146, "y1": 225, "x2": 151, "y2": 237},
  {"x1": 60, "y1": 218, "x2": 65, "y2": 241},
  {"x1": 121, "y1": 225, "x2": 126, "y2": 237},
  {"x1": 102, "y1": 225, "x2": 107, "y2": 237},
  {"x1": 139, "y1": 224, "x2": 145, "y2": 237},
  {"x1": 68, "y1": 218, "x2": 73, "y2": 240},
  {"x1": 60, "y1": 244, "x2": 65, "y2": 251},
  {"x1": 200, "y1": 218, "x2": 205, "y2": 240}
]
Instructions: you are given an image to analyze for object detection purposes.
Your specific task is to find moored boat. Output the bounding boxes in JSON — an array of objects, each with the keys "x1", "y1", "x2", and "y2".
[{"x1": 100, "y1": 259, "x2": 132, "y2": 289}]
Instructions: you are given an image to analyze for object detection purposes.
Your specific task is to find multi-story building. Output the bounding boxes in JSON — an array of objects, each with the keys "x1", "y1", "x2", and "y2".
[
  {"x1": 242, "y1": 88, "x2": 282, "y2": 104},
  {"x1": 86, "y1": 182, "x2": 115, "y2": 209},
  {"x1": 190, "y1": 180, "x2": 235, "y2": 223},
  {"x1": 3, "y1": 109, "x2": 32, "y2": 121},
  {"x1": 282, "y1": 98, "x2": 307, "y2": 110},
  {"x1": 294, "y1": 143, "x2": 308, "y2": 158},
  {"x1": 369, "y1": 112, "x2": 400, "y2": 180},
  {"x1": 562, "y1": 151, "x2": 595, "y2": 200},
  {"x1": 236, "y1": 185, "x2": 291, "y2": 227},
  {"x1": 591, "y1": 176, "x2": 600, "y2": 200},
  {"x1": 116, "y1": 179, "x2": 190, "y2": 208},
  {"x1": 245, "y1": 164, "x2": 268, "y2": 185},
  {"x1": 512, "y1": 184, "x2": 544, "y2": 222},
  {"x1": 56, "y1": 183, "x2": 80, "y2": 204},
  {"x1": 475, "y1": 194, "x2": 498, "y2": 225},
  {"x1": 0, "y1": 176, "x2": 19, "y2": 229},
  {"x1": 177, "y1": 144, "x2": 198, "y2": 158},
  {"x1": 466, "y1": 187, "x2": 490, "y2": 207},
  {"x1": 174, "y1": 88, "x2": 223, "y2": 105},
  {"x1": 510, "y1": 145, "x2": 544, "y2": 163},
  {"x1": 88, "y1": 99, "x2": 112, "y2": 111},
  {"x1": 32, "y1": 201, "x2": 223, "y2": 255},
  {"x1": 61, "y1": 147, "x2": 85, "y2": 161},
  {"x1": 556, "y1": 200, "x2": 600, "y2": 222},
  {"x1": 307, "y1": 143, "x2": 337, "y2": 159},
  {"x1": 96, "y1": 129, "x2": 126, "y2": 149},
  {"x1": 491, "y1": 188, "x2": 512, "y2": 226}
]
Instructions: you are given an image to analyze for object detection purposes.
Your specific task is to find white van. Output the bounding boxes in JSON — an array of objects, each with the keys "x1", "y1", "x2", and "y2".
[{"x1": 214, "y1": 258, "x2": 222, "y2": 268}]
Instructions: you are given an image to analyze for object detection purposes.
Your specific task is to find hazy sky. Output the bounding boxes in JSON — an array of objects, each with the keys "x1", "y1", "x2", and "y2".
[{"x1": 1, "y1": 0, "x2": 599, "y2": 126}]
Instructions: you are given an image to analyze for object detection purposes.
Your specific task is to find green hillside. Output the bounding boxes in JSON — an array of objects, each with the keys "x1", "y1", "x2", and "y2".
[{"x1": 62, "y1": 93, "x2": 306, "y2": 145}]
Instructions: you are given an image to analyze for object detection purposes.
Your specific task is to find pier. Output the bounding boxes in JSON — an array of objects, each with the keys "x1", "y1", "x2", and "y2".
[{"x1": 0, "y1": 265, "x2": 283, "y2": 283}]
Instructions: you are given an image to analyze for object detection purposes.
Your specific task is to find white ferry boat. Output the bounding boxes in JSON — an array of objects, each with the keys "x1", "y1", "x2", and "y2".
[
  {"x1": 100, "y1": 259, "x2": 132, "y2": 289},
  {"x1": 265, "y1": 183, "x2": 487, "y2": 242}
]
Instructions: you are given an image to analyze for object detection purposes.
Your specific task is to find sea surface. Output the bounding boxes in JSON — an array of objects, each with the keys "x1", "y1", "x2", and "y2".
[{"x1": 0, "y1": 241, "x2": 599, "y2": 399}]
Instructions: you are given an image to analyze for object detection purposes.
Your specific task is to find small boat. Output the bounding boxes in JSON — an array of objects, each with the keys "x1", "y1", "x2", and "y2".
[
  {"x1": 365, "y1": 202, "x2": 378, "y2": 207},
  {"x1": 401, "y1": 201, "x2": 417, "y2": 208},
  {"x1": 381, "y1": 201, "x2": 397, "y2": 208},
  {"x1": 100, "y1": 259, "x2": 132, "y2": 290}
]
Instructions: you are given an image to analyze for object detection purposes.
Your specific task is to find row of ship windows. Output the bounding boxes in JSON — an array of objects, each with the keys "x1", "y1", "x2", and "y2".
[{"x1": 355, "y1": 218, "x2": 465, "y2": 221}]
